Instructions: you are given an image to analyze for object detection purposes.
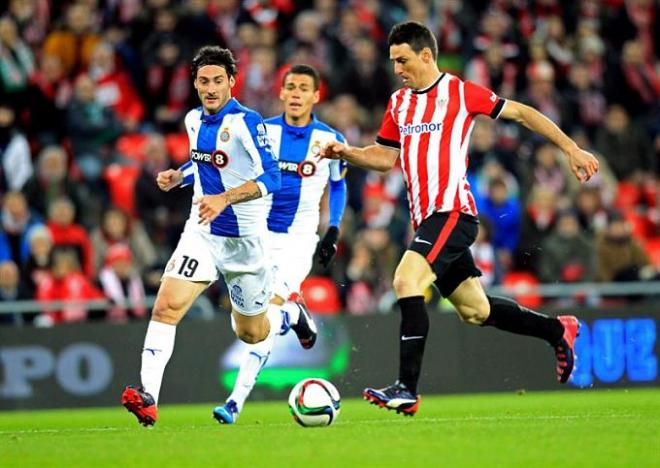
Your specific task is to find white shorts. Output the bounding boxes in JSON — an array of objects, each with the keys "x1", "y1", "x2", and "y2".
[
  {"x1": 267, "y1": 231, "x2": 318, "y2": 300},
  {"x1": 164, "y1": 227, "x2": 270, "y2": 316}
]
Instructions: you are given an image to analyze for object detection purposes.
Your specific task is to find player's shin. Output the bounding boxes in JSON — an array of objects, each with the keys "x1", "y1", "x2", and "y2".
[
  {"x1": 265, "y1": 303, "x2": 290, "y2": 337},
  {"x1": 482, "y1": 295, "x2": 564, "y2": 345},
  {"x1": 398, "y1": 296, "x2": 429, "y2": 394},
  {"x1": 140, "y1": 320, "x2": 176, "y2": 405},
  {"x1": 227, "y1": 337, "x2": 274, "y2": 411}
]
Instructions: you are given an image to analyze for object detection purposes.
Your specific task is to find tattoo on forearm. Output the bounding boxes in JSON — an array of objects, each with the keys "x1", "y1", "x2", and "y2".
[{"x1": 224, "y1": 181, "x2": 261, "y2": 205}]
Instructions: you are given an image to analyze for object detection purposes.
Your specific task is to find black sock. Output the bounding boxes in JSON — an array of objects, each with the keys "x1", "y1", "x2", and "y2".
[
  {"x1": 397, "y1": 296, "x2": 429, "y2": 394},
  {"x1": 482, "y1": 295, "x2": 564, "y2": 345}
]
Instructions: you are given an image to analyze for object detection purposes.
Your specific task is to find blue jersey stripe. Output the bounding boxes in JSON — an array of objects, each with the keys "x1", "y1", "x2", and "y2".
[{"x1": 196, "y1": 112, "x2": 240, "y2": 236}]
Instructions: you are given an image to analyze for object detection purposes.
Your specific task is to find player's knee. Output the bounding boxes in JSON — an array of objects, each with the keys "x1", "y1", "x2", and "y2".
[
  {"x1": 236, "y1": 328, "x2": 264, "y2": 344},
  {"x1": 235, "y1": 320, "x2": 267, "y2": 344},
  {"x1": 152, "y1": 295, "x2": 185, "y2": 325},
  {"x1": 456, "y1": 299, "x2": 490, "y2": 325},
  {"x1": 392, "y1": 274, "x2": 416, "y2": 296}
]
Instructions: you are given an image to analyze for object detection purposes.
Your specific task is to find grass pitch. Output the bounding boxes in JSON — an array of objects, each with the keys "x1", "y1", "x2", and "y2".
[{"x1": 1, "y1": 389, "x2": 659, "y2": 467}]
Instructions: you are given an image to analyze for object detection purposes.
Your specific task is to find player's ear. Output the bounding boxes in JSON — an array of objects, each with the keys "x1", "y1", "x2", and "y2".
[
  {"x1": 229, "y1": 75, "x2": 236, "y2": 88},
  {"x1": 279, "y1": 87, "x2": 286, "y2": 102},
  {"x1": 422, "y1": 47, "x2": 433, "y2": 64},
  {"x1": 313, "y1": 89, "x2": 320, "y2": 104}
]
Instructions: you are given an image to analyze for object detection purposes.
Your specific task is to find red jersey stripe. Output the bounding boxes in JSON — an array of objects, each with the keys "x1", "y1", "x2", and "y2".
[{"x1": 426, "y1": 211, "x2": 460, "y2": 263}]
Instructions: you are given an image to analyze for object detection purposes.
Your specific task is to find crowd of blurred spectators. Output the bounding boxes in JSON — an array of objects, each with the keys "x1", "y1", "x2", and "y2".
[{"x1": 0, "y1": 0, "x2": 658, "y2": 325}]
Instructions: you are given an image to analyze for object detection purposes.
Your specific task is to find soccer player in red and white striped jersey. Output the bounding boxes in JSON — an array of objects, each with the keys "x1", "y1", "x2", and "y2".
[{"x1": 321, "y1": 21, "x2": 598, "y2": 416}]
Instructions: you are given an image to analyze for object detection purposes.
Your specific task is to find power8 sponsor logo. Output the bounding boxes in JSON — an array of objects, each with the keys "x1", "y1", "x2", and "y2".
[
  {"x1": 278, "y1": 160, "x2": 316, "y2": 177},
  {"x1": 190, "y1": 149, "x2": 230, "y2": 169}
]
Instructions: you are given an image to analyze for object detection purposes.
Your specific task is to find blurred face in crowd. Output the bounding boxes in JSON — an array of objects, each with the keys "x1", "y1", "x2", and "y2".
[
  {"x1": 605, "y1": 105, "x2": 629, "y2": 133},
  {"x1": 38, "y1": 146, "x2": 68, "y2": 183},
  {"x1": 535, "y1": 144, "x2": 558, "y2": 168},
  {"x1": 556, "y1": 213, "x2": 579, "y2": 239},
  {"x1": 40, "y1": 54, "x2": 65, "y2": 83},
  {"x1": 575, "y1": 188, "x2": 601, "y2": 215},
  {"x1": 52, "y1": 251, "x2": 80, "y2": 279},
  {"x1": 390, "y1": 42, "x2": 436, "y2": 90},
  {"x1": 489, "y1": 180, "x2": 509, "y2": 204},
  {"x1": 48, "y1": 198, "x2": 76, "y2": 226},
  {"x1": 606, "y1": 219, "x2": 631, "y2": 243},
  {"x1": 0, "y1": 261, "x2": 19, "y2": 289},
  {"x1": 0, "y1": 17, "x2": 18, "y2": 46},
  {"x1": 29, "y1": 230, "x2": 53, "y2": 261},
  {"x1": 103, "y1": 209, "x2": 129, "y2": 240},
  {"x1": 569, "y1": 63, "x2": 590, "y2": 91},
  {"x1": 622, "y1": 41, "x2": 644, "y2": 65},
  {"x1": 90, "y1": 43, "x2": 116, "y2": 77},
  {"x1": 67, "y1": 4, "x2": 91, "y2": 34},
  {"x1": 74, "y1": 75, "x2": 96, "y2": 102},
  {"x1": 2, "y1": 192, "x2": 29, "y2": 227},
  {"x1": 471, "y1": 119, "x2": 496, "y2": 151},
  {"x1": 280, "y1": 73, "x2": 319, "y2": 125},
  {"x1": 194, "y1": 65, "x2": 234, "y2": 114}
]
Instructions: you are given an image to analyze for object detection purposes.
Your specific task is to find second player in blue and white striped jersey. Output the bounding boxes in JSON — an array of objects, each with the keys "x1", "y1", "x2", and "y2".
[{"x1": 214, "y1": 65, "x2": 347, "y2": 425}]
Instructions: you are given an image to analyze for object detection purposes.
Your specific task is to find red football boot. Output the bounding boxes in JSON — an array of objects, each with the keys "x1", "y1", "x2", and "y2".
[
  {"x1": 555, "y1": 316, "x2": 580, "y2": 383},
  {"x1": 121, "y1": 386, "x2": 158, "y2": 426}
]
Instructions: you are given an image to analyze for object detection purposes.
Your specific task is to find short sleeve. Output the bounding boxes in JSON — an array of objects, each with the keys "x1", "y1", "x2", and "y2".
[
  {"x1": 375, "y1": 98, "x2": 400, "y2": 149},
  {"x1": 464, "y1": 81, "x2": 505, "y2": 118}
]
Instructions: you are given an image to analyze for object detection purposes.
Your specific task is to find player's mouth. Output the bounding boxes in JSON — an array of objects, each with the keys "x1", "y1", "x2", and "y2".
[{"x1": 288, "y1": 102, "x2": 302, "y2": 111}]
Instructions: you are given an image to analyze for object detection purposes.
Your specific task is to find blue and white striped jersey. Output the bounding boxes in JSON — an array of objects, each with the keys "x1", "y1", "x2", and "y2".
[
  {"x1": 179, "y1": 99, "x2": 280, "y2": 237},
  {"x1": 264, "y1": 114, "x2": 347, "y2": 235}
]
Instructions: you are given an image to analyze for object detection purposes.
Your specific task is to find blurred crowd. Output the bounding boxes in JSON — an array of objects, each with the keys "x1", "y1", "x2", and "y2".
[{"x1": 0, "y1": 0, "x2": 658, "y2": 325}]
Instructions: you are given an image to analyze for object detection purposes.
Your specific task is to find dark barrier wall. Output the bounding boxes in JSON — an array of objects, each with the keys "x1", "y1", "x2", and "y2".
[{"x1": 0, "y1": 306, "x2": 657, "y2": 410}]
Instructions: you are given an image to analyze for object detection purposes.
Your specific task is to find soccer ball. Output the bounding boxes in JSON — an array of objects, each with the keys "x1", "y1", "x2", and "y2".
[{"x1": 288, "y1": 378, "x2": 341, "y2": 427}]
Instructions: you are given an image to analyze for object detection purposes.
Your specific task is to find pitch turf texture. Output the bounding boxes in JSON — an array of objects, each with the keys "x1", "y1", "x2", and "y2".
[{"x1": 1, "y1": 389, "x2": 659, "y2": 467}]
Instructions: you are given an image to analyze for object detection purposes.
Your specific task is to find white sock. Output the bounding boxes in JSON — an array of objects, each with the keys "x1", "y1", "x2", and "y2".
[
  {"x1": 266, "y1": 303, "x2": 290, "y2": 337},
  {"x1": 280, "y1": 301, "x2": 301, "y2": 325},
  {"x1": 140, "y1": 320, "x2": 176, "y2": 405},
  {"x1": 227, "y1": 336, "x2": 274, "y2": 412}
]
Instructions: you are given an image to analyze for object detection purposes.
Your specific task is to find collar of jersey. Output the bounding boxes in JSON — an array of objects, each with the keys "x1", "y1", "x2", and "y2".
[
  {"x1": 412, "y1": 73, "x2": 445, "y2": 94},
  {"x1": 200, "y1": 98, "x2": 237, "y2": 123},
  {"x1": 280, "y1": 113, "x2": 317, "y2": 138}
]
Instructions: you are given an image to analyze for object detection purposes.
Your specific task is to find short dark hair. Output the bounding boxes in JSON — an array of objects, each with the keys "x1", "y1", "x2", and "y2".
[
  {"x1": 388, "y1": 21, "x2": 438, "y2": 60},
  {"x1": 282, "y1": 64, "x2": 321, "y2": 90},
  {"x1": 191, "y1": 46, "x2": 237, "y2": 79}
]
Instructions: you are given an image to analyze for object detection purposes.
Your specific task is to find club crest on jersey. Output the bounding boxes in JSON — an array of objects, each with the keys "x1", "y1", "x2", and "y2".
[
  {"x1": 190, "y1": 148, "x2": 229, "y2": 169},
  {"x1": 220, "y1": 128, "x2": 230, "y2": 142},
  {"x1": 310, "y1": 141, "x2": 321, "y2": 156}
]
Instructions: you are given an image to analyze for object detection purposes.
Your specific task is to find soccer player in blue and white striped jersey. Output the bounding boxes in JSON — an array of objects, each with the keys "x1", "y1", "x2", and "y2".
[
  {"x1": 122, "y1": 47, "x2": 315, "y2": 427},
  {"x1": 213, "y1": 65, "x2": 348, "y2": 424}
]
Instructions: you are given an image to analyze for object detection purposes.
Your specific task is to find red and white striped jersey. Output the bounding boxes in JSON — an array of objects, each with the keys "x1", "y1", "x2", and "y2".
[{"x1": 376, "y1": 73, "x2": 505, "y2": 229}]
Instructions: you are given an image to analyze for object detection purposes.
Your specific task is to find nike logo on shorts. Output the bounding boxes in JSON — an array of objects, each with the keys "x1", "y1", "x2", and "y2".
[
  {"x1": 401, "y1": 335, "x2": 425, "y2": 341},
  {"x1": 413, "y1": 236, "x2": 432, "y2": 246}
]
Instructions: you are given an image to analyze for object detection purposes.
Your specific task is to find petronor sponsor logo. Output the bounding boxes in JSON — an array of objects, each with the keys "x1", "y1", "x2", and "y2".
[{"x1": 399, "y1": 121, "x2": 443, "y2": 136}]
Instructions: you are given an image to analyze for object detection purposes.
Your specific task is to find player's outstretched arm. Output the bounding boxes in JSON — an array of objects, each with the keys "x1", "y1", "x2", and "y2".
[
  {"x1": 320, "y1": 141, "x2": 398, "y2": 173},
  {"x1": 156, "y1": 169, "x2": 184, "y2": 191},
  {"x1": 195, "y1": 180, "x2": 262, "y2": 225},
  {"x1": 498, "y1": 100, "x2": 599, "y2": 183}
]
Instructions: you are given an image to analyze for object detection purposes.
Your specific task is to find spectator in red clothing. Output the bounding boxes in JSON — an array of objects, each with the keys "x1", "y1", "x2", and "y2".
[
  {"x1": 46, "y1": 196, "x2": 95, "y2": 278},
  {"x1": 35, "y1": 248, "x2": 104, "y2": 326},
  {"x1": 98, "y1": 243, "x2": 147, "y2": 322},
  {"x1": 88, "y1": 41, "x2": 145, "y2": 132}
]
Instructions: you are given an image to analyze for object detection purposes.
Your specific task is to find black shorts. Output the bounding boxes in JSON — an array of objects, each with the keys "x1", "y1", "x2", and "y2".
[{"x1": 407, "y1": 211, "x2": 482, "y2": 298}]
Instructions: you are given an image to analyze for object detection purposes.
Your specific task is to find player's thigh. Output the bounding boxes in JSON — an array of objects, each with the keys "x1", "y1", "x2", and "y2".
[
  {"x1": 153, "y1": 277, "x2": 209, "y2": 324},
  {"x1": 219, "y1": 236, "x2": 271, "y2": 316},
  {"x1": 447, "y1": 276, "x2": 489, "y2": 324},
  {"x1": 163, "y1": 228, "x2": 221, "y2": 283},
  {"x1": 267, "y1": 231, "x2": 317, "y2": 301},
  {"x1": 393, "y1": 250, "x2": 437, "y2": 297}
]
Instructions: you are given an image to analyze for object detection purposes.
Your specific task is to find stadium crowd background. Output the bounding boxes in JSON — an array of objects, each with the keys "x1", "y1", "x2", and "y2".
[{"x1": 0, "y1": 0, "x2": 658, "y2": 325}]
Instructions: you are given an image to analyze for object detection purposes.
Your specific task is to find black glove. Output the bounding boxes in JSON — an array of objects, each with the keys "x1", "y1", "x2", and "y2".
[{"x1": 317, "y1": 226, "x2": 339, "y2": 268}]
